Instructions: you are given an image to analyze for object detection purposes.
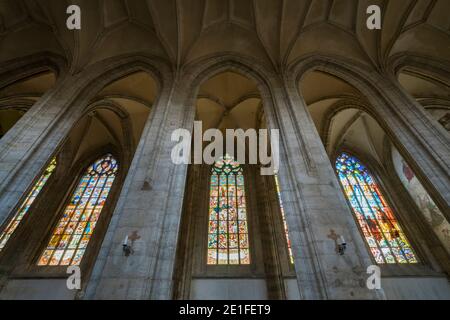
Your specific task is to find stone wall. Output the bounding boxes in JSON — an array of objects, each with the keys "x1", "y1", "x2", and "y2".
[{"x1": 0, "y1": 53, "x2": 448, "y2": 300}]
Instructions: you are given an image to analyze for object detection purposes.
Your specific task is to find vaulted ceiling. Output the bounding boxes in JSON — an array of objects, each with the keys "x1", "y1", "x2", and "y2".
[
  {"x1": 301, "y1": 68, "x2": 449, "y2": 167},
  {"x1": 1, "y1": 1, "x2": 448, "y2": 158},
  {"x1": 1, "y1": 0, "x2": 448, "y2": 72},
  {"x1": 326, "y1": 108, "x2": 387, "y2": 164},
  {"x1": 0, "y1": 70, "x2": 56, "y2": 136},
  {"x1": 398, "y1": 69, "x2": 450, "y2": 131},
  {"x1": 66, "y1": 71, "x2": 154, "y2": 164},
  {"x1": 196, "y1": 72, "x2": 264, "y2": 134}
]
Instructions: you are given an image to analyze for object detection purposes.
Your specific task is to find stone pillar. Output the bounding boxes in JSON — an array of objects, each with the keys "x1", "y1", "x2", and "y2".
[
  {"x1": 0, "y1": 72, "x2": 79, "y2": 227},
  {"x1": 84, "y1": 77, "x2": 195, "y2": 299},
  {"x1": 376, "y1": 73, "x2": 450, "y2": 215},
  {"x1": 0, "y1": 70, "x2": 116, "y2": 227},
  {"x1": 268, "y1": 74, "x2": 382, "y2": 299}
]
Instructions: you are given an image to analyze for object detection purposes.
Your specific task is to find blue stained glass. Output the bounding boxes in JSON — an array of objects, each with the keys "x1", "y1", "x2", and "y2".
[
  {"x1": 38, "y1": 154, "x2": 118, "y2": 266},
  {"x1": 335, "y1": 152, "x2": 417, "y2": 264}
]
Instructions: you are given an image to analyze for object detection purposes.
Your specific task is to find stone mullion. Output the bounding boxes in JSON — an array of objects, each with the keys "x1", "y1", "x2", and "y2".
[{"x1": 255, "y1": 172, "x2": 286, "y2": 299}]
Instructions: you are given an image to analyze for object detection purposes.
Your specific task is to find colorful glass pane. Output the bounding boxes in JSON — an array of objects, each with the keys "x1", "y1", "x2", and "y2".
[
  {"x1": 0, "y1": 158, "x2": 57, "y2": 252},
  {"x1": 335, "y1": 152, "x2": 417, "y2": 264},
  {"x1": 37, "y1": 154, "x2": 118, "y2": 266},
  {"x1": 207, "y1": 154, "x2": 250, "y2": 265},
  {"x1": 391, "y1": 147, "x2": 450, "y2": 255},
  {"x1": 274, "y1": 175, "x2": 294, "y2": 264}
]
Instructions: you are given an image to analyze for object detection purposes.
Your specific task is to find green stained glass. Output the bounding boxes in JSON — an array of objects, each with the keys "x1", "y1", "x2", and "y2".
[{"x1": 207, "y1": 154, "x2": 250, "y2": 265}]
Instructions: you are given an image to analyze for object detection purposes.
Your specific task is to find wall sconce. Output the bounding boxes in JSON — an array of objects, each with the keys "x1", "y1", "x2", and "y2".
[
  {"x1": 122, "y1": 235, "x2": 133, "y2": 256},
  {"x1": 337, "y1": 235, "x2": 347, "y2": 255}
]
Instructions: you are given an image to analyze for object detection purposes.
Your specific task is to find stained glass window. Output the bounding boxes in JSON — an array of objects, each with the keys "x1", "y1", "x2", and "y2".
[
  {"x1": 335, "y1": 152, "x2": 417, "y2": 264},
  {"x1": 391, "y1": 147, "x2": 450, "y2": 254},
  {"x1": 0, "y1": 158, "x2": 57, "y2": 252},
  {"x1": 274, "y1": 175, "x2": 293, "y2": 263},
  {"x1": 207, "y1": 154, "x2": 250, "y2": 265},
  {"x1": 37, "y1": 154, "x2": 118, "y2": 266}
]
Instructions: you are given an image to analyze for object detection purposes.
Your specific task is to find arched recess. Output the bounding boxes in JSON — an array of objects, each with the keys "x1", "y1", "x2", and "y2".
[
  {"x1": 0, "y1": 70, "x2": 158, "y2": 299},
  {"x1": 0, "y1": 62, "x2": 167, "y2": 261},
  {"x1": 299, "y1": 69, "x2": 450, "y2": 278},
  {"x1": 291, "y1": 55, "x2": 450, "y2": 221},
  {"x1": 173, "y1": 68, "x2": 294, "y2": 300},
  {"x1": 397, "y1": 68, "x2": 450, "y2": 132},
  {"x1": 0, "y1": 70, "x2": 56, "y2": 139}
]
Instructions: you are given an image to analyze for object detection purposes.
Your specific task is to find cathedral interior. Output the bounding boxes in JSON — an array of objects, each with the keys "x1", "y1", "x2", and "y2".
[{"x1": 0, "y1": 0, "x2": 449, "y2": 300}]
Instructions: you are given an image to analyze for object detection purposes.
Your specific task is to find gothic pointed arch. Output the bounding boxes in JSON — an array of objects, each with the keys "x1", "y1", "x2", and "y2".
[
  {"x1": 335, "y1": 152, "x2": 418, "y2": 264},
  {"x1": 207, "y1": 154, "x2": 250, "y2": 265},
  {"x1": 0, "y1": 70, "x2": 56, "y2": 139},
  {"x1": 37, "y1": 154, "x2": 118, "y2": 266}
]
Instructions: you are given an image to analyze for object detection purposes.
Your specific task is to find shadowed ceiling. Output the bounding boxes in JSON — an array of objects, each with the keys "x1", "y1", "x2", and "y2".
[
  {"x1": 1, "y1": 1, "x2": 448, "y2": 154},
  {"x1": 0, "y1": 0, "x2": 448, "y2": 71},
  {"x1": 301, "y1": 68, "x2": 449, "y2": 167},
  {"x1": 196, "y1": 71, "x2": 264, "y2": 133},
  {"x1": 67, "y1": 71, "x2": 155, "y2": 164},
  {"x1": 398, "y1": 69, "x2": 450, "y2": 130},
  {"x1": 0, "y1": 70, "x2": 56, "y2": 136}
]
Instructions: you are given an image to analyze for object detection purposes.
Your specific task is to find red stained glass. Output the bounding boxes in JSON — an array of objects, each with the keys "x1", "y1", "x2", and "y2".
[
  {"x1": 207, "y1": 155, "x2": 250, "y2": 265},
  {"x1": 335, "y1": 152, "x2": 417, "y2": 264}
]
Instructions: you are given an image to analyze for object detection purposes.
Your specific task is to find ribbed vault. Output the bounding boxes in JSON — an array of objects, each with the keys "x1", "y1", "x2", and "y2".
[{"x1": 1, "y1": 0, "x2": 448, "y2": 71}]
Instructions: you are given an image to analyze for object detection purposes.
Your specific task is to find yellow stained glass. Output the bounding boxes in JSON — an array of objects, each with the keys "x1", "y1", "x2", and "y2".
[
  {"x1": 274, "y1": 174, "x2": 294, "y2": 264},
  {"x1": 335, "y1": 152, "x2": 418, "y2": 264},
  {"x1": 37, "y1": 154, "x2": 118, "y2": 266},
  {"x1": 207, "y1": 154, "x2": 250, "y2": 265},
  {"x1": 0, "y1": 158, "x2": 57, "y2": 252}
]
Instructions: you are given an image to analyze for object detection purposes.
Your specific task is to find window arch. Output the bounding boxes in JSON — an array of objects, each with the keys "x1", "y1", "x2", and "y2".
[
  {"x1": 0, "y1": 158, "x2": 57, "y2": 252},
  {"x1": 335, "y1": 152, "x2": 417, "y2": 264},
  {"x1": 37, "y1": 154, "x2": 118, "y2": 266},
  {"x1": 207, "y1": 154, "x2": 250, "y2": 265}
]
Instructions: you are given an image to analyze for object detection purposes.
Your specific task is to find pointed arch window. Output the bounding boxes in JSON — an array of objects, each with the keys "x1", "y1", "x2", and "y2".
[
  {"x1": 37, "y1": 154, "x2": 118, "y2": 266},
  {"x1": 0, "y1": 158, "x2": 57, "y2": 252},
  {"x1": 207, "y1": 155, "x2": 250, "y2": 265},
  {"x1": 274, "y1": 175, "x2": 293, "y2": 263},
  {"x1": 335, "y1": 152, "x2": 417, "y2": 264}
]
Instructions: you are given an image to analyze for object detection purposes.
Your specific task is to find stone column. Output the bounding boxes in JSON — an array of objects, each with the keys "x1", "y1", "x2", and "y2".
[
  {"x1": 0, "y1": 57, "x2": 172, "y2": 231},
  {"x1": 268, "y1": 73, "x2": 382, "y2": 299},
  {"x1": 0, "y1": 71, "x2": 109, "y2": 227},
  {"x1": 376, "y1": 73, "x2": 450, "y2": 215},
  {"x1": 0, "y1": 72, "x2": 80, "y2": 227},
  {"x1": 84, "y1": 77, "x2": 196, "y2": 299}
]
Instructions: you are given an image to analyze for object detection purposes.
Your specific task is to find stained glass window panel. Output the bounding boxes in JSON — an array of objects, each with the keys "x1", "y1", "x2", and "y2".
[
  {"x1": 207, "y1": 154, "x2": 250, "y2": 265},
  {"x1": 274, "y1": 175, "x2": 294, "y2": 264},
  {"x1": 0, "y1": 158, "x2": 57, "y2": 252},
  {"x1": 391, "y1": 147, "x2": 450, "y2": 255},
  {"x1": 37, "y1": 154, "x2": 118, "y2": 266},
  {"x1": 335, "y1": 152, "x2": 417, "y2": 264}
]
